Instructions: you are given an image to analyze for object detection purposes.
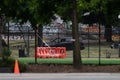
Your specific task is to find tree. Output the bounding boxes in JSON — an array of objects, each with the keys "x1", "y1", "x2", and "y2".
[
  {"x1": 0, "y1": 0, "x2": 82, "y2": 68},
  {"x1": 29, "y1": 1, "x2": 82, "y2": 67},
  {"x1": 54, "y1": 0, "x2": 82, "y2": 68},
  {"x1": 28, "y1": 0, "x2": 57, "y2": 47},
  {"x1": 104, "y1": 0, "x2": 120, "y2": 42},
  {"x1": 78, "y1": 0, "x2": 120, "y2": 42},
  {"x1": 0, "y1": 0, "x2": 34, "y2": 57}
]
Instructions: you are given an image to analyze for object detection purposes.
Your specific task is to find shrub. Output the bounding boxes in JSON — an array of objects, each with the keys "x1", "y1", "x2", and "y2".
[
  {"x1": 1, "y1": 40, "x2": 27, "y2": 72},
  {"x1": 0, "y1": 58, "x2": 28, "y2": 72},
  {"x1": 18, "y1": 61, "x2": 28, "y2": 72},
  {"x1": 2, "y1": 47, "x2": 11, "y2": 60}
]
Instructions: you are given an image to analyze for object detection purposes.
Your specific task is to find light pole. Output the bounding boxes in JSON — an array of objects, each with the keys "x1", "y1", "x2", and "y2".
[
  {"x1": 7, "y1": 21, "x2": 10, "y2": 49},
  {"x1": 83, "y1": 12, "x2": 90, "y2": 58},
  {"x1": 26, "y1": 21, "x2": 31, "y2": 57},
  {"x1": 118, "y1": 14, "x2": 120, "y2": 19},
  {"x1": 98, "y1": 15, "x2": 101, "y2": 65}
]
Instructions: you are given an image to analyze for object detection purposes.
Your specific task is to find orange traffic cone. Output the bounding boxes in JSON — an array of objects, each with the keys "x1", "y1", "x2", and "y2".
[{"x1": 14, "y1": 60, "x2": 20, "y2": 74}]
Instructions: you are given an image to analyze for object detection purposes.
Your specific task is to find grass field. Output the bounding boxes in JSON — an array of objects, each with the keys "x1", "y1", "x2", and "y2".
[
  {"x1": 4, "y1": 39, "x2": 120, "y2": 65},
  {"x1": 18, "y1": 58, "x2": 120, "y2": 65},
  {"x1": 8, "y1": 39, "x2": 119, "y2": 58}
]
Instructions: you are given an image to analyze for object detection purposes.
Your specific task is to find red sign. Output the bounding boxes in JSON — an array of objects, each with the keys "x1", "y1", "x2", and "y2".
[{"x1": 36, "y1": 47, "x2": 66, "y2": 58}]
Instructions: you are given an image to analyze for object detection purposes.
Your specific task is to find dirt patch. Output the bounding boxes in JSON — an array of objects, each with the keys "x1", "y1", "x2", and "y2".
[{"x1": 26, "y1": 64, "x2": 120, "y2": 73}]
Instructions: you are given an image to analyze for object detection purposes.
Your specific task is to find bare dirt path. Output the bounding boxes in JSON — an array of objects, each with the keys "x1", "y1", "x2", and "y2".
[{"x1": 26, "y1": 64, "x2": 120, "y2": 73}]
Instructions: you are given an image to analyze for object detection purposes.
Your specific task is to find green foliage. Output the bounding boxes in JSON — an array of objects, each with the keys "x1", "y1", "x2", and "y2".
[
  {"x1": 55, "y1": 0, "x2": 73, "y2": 21},
  {"x1": 0, "y1": 0, "x2": 120, "y2": 26},
  {"x1": 2, "y1": 47, "x2": 11, "y2": 60},
  {"x1": 0, "y1": 58, "x2": 28, "y2": 72},
  {"x1": 18, "y1": 61, "x2": 28, "y2": 72},
  {"x1": 105, "y1": 0, "x2": 120, "y2": 25}
]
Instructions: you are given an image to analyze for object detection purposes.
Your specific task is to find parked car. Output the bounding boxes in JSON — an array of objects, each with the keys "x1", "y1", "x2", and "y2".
[
  {"x1": 111, "y1": 42, "x2": 120, "y2": 49},
  {"x1": 44, "y1": 37, "x2": 85, "y2": 50}
]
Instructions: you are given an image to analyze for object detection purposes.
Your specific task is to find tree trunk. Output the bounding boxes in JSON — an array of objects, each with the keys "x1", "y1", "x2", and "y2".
[
  {"x1": 18, "y1": 24, "x2": 28, "y2": 56},
  {"x1": 105, "y1": 24, "x2": 112, "y2": 42},
  {"x1": 72, "y1": 0, "x2": 82, "y2": 68},
  {"x1": 0, "y1": 34, "x2": 2, "y2": 58},
  {"x1": 0, "y1": 15, "x2": 3, "y2": 59}
]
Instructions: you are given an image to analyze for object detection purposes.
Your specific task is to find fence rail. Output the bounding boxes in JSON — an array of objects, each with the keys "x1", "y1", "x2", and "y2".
[{"x1": 0, "y1": 28, "x2": 119, "y2": 59}]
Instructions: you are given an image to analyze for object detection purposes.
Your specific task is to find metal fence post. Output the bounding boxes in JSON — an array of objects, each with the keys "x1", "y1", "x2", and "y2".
[{"x1": 118, "y1": 44, "x2": 120, "y2": 58}]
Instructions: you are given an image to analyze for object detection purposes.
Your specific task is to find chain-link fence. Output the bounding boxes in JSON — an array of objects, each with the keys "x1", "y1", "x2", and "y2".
[{"x1": 1, "y1": 24, "x2": 120, "y2": 59}]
